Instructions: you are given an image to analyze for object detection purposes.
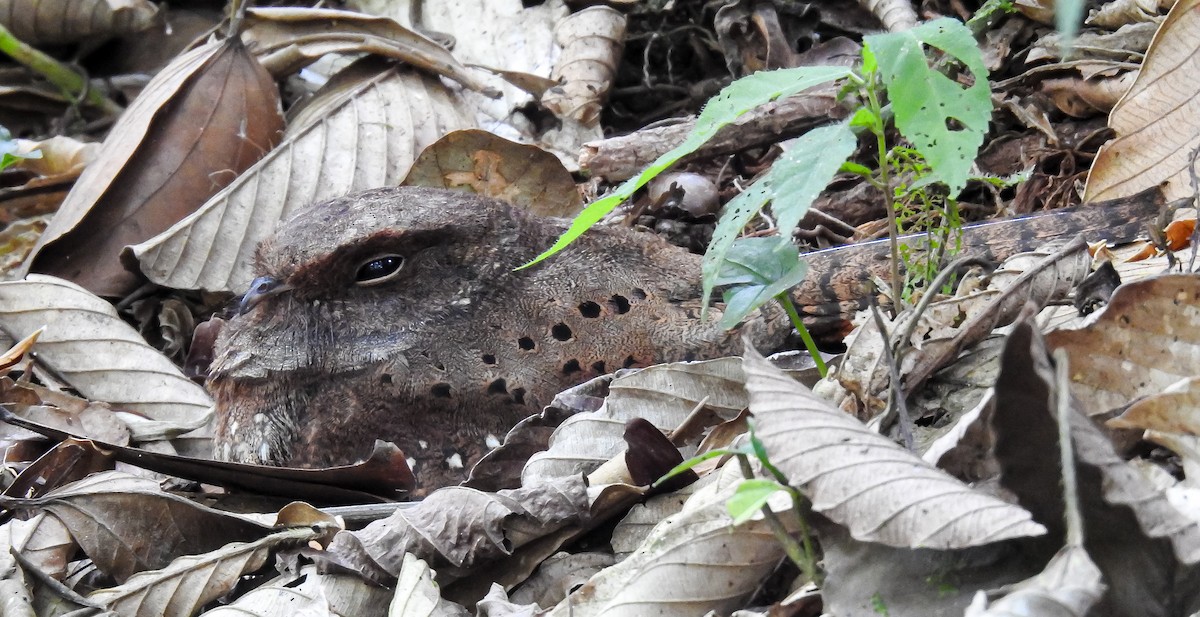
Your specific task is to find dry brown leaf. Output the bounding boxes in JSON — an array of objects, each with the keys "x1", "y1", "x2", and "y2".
[
  {"x1": 202, "y1": 564, "x2": 396, "y2": 617},
  {"x1": 1085, "y1": 0, "x2": 1200, "y2": 202},
  {"x1": 834, "y1": 237, "x2": 1092, "y2": 419},
  {"x1": 0, "y1": 276, "x2": 212, "y2": 426},
  {"x1": 1047, "y1": 274, "x2": 1200, "y2": 414},
  {"x1": 0, "y1": 471, "x2": 271, "y2": 583},
  {"x1": 522, "y1": 358, "x2": 746, "y2": 484},
  {"x1": 994, "y1": 319, "x2": 1200, "y2": 615},
  {"x1": 540, "y1": 7, "x2": 625, "y2": 125},
  {"x1": 87, "y1": 526, "x2": 319, "y2": 617},
  {"x1": 547, "y1": 464, "x2": 784, "y2": 617},
  {"x1": 390, "y1": 554, "x2": 470, "y2": 617},
  {"x1": 0, "y1": 513, "x2": 73, "y2": 582},
  {"x1": 325, "y1": 476, "x2": 588, "y2": 585},
  {"x1": 0, "y1": 377, "x2": 132, "y2": 446},
  {"x1": 859, "y1": 0, "x2": 919, "y2": 31},
  {"x1": 404, "y1": 129, "x2": 583, "y2": 217},
  {"x1": 507, "y1": 552, "x2": 615, "y2": 608},
  {"x1": 1088, "y1": 0, "x2": 1172, "y2": 28},
  {"x1": 744, "y1": 347, "x2": 1047, "y2": 549},
  {"x1": 241, "y1": 6, "x2": 493, "y2": 94},
  {"x1": 0, "y1": 0, "x2": 158, "y2": 45},
  {"x1": 22, "y1": 37, "x2": 284, "y2": 297},
  {"x1": 964, "y1": 546, "x2": 1105, "y2": 616},
  {"x1": 130, "y1": 60, "x2": 475, "y2": 293}
]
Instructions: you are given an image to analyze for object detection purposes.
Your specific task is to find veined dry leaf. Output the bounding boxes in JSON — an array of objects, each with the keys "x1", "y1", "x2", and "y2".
[
  {"x1": 404, "y1": 129, "x2": 583, "y2": 217},
  {"x1": 130, "y1": 60, "x2": 475, "y2": 293},
  {"x1": 540, "y1": 7, "x2": 625, "y2": 125},
  {"x1": 744, "y1": 347, "x2": 1046, "y2": 549},
  {"x1": 1047, "y1": 274, "x2": 1200, "y2": 414},
  {"x1": 964, "y1": 545, "x2": 1105, "y2": 616},
  {"x1": 0, "y1": 0, "x2": 158, "y2": 45},
  {"x1": 994, "y1": 319, "x2": 1200, "y2": 616},
  {"x1": 326, "y1": 476, "x2": 588, "y2": 585},
  {"x1": 390, "y1": 553, "x2": 470, "y2": 617},
  {"x1": 0, "y1": 512, "x2": 73, "y2": 582},
  {"x1": 507, "y1": 551, "x2": 615, "y2": 608},
  {"x1": 0, "y1": 276, "x2": 212, "y2": 424},
  {"x1": 0, "y1": 471, "x2": 271, "y2": 583},
  {"x1": 1088, "y1": 0, "x2": 1172, "y2": 28},
  {"x1": 201, "y1": 565, "x2": 396, "y2": 617},
  {"x1": 522, "y1": 358, "x2": 746, "y2": 484},
  {"x1": 241, "y1": 6, "x2": 492, "y2": 95},
  {"x1": 22, "y1": 37, "x2": 284, "y2": 297},
  {"x1": 547, "y1": 464, "x2": 784, "y2": 617},
  {"x1": 0, "y1": 377, "x2": 132, "y2": 446},
  {"x1": 88, "y1": 527, "x2": 319, "y2": 617},
  {"x1": 1085, "y1": 0, "x2": 1200, "y2": 202}
]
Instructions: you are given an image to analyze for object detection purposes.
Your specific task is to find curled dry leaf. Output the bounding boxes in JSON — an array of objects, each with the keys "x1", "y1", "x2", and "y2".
[
  {"x1": 547, "y1": 464, "x2": 784, "y2": 617},
  {"x1": 1088, "y1": 0, "x2": 1173, "y2": 28},
  {"x1": 835, "y1": 237, "x2": 1091, "y2": 419},
  {"x1": 131, "y1": 61, "x2": 475, "y2": 293},
  {"x1": 743, "y1": 347, "x2": 1046, "y2": 549},
  {"x1": 1085, "y1": 0, "x2": 1200, "y2": 202},
  {"x1": 522, "y1": 358, "x2": 747, "y2": 484},
  {"x1": 0, "y1": 471, "x2": 271, "y2": 583},
  {"x1": 540, "y1": 7, "x2": 626, "y2": 125},
  {"x1": 87, "y1": 526, "x2": 319, "y2": 617},
  {"x1": 325, "y1": 476, "x2": 588, "y2": 585},
  {"x1": 390, "y1": 553, "x2": 470, "y2": 617},
  {"x1": 860, "y1": 0, "x2": 920, "y2": 31},
  {"x1": 202, "y1": 565, "x2": 395, "y2": 617},
  {"x1": 404, "y1": 129, "x2": 583, "y2": 217},
  {"x1": 965, "y1": 545, "x2": 1105, "y2": 617},
  {"x1": 994, "y1": 319, "x2": 1200, "y2": 616},
  {"x1": 0, "y1": 276, "x2": 212, "y2": 425},
  {"x1": 0, "y1": 0, "x2": 158, "y2": 45},
  {"x1": 241, "y1": 7, "x2": 493, "y2": 94},
  {"x1": 0, "y1": 376, "x2": 132, "y2": 445},
  {"x1": 0, "y1": 512, "x2": 73, "y2": 582},
  {"x1": 1047, "y1": 274, "x2": 1200, "y2": 414},
  {"x1": 22, "y1": 37, "x2": 284, "y2": 297}
]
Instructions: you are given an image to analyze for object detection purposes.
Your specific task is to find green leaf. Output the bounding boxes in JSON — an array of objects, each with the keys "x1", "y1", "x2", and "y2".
[
  {"x1": 727, "y1": 478, "x2": 787, "y2": 525},
  {"x1": 521, "y1": 65, "x2": 851, "y2": 269},
  {"x1": 654, "y1": 447, "x2": 747, "y2": 487},
  {"x1": 865, "y1": 18, "x2": 991, "y2": 196},
  {"x1": 714, "y1": 237, "x2": 808, "y2": 328},
  {"x1": 840, "y1": 161, "x2": 874, "y2": 177},
  {"x1": 0, "y1": 125, "x2": 39, "y2": 172},
  {"x1": 702, "y1": 121, "x2": 855, "y2": 317}
]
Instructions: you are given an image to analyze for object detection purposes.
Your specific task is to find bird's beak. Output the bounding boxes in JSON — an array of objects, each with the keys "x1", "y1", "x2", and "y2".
[{"x1": 237, "y1": 276, "x2": 293, "y2": 315}]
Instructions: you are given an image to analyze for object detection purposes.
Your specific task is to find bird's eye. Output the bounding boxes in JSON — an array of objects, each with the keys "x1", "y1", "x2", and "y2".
[{"x1": 354, "y1": 254, "x2": 405, "y2": 286}]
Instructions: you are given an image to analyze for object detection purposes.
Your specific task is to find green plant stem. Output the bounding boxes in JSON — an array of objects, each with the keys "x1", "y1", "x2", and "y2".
[
  {"x1": 862, "y1": 81, "x2": 904, "y2": 312},
  {"x1": 0, "y1": 23, "x2": 122, "y2": 116},
  {"x1": 777, "y1": 293, "x2": 827, "y2": 378},
  {"x1": 737, "y1": 454, "x2": 818, "y2": 582}
]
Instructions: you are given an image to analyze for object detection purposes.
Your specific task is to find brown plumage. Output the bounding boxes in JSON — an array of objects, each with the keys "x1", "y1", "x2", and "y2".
[
  {"x1": 210, "y1": 185, "x2": 1161, "y2": 490},
  {"x1": 209, "y1": 187, "x2": 787, "y2": 489}
]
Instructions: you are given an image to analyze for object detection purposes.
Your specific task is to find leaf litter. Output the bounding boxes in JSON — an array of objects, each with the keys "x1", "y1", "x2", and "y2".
[{"x1": 0, "y1": 1, "x2": 1199, "y2": 616}]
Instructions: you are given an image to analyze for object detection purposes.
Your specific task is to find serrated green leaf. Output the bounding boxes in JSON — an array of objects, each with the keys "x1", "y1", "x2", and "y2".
[
  {"x1": 714, "y1": 237, "x2": 808, "y2": 328},
  {"x1": 865, "y1": 18, "x2": 991, "y2": 196},
  {"x1": 728, "y1": 478, "x2": 787, "y2": 525},
  {"x1": 702, "y1": 122, "x2": 855, "y2": 317},
  {"x1": 522, "y1": 65, "x2": 851, "y2": 269}
]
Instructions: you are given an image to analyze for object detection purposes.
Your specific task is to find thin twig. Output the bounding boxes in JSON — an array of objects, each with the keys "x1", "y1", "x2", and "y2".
[{"x1": 868, "y1": 301, "x2": 914, "y2": 450}]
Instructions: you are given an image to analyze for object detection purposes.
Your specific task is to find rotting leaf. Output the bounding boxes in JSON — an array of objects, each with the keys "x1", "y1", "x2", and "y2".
[
  {"x1": 0, "y1": 471, "x2": 271, "y2": 583},
  {"x1": 87, "y1": 526, "x2": 319, "y2": 617},
  {"x1": 201, "y1": 564, "x2": 397, "y2": 617},
  {"x1": 403, "y1": 129, "x2": 583, "y2": 217},
  {"x1": 1046, "y1": 273, "x2": 1200, "y2": 415},
  {"x1": 324, "y1": 475, "x2": 588, "y2": 586},
  {"x1": 0, "y1": 0, "x2": 159, "y2": 45},
  {"x1": 21, "y1": 36, "x2": 284, "y2": 297},
  {"x1": 130, "y1": 60, "x2": 475, "y2": 293},
  {"x1": 540, "y1": 6, "x2": 625, "y2": 125},
  {"x1": 743, "y1": 345, "x2": 1046, "y2": 549},
  {"x1": 546, "y1": 464, "x2": 784, "y2": 617},
  {"x1": 994, "y1": 318, "x2": 1200, "y2": 617},
  {"x1": 241, "y1": 6, "x2": 494, "y2": 95},
  {"x1": 522, "y1": 358, "x2": 747, "y2": 484},
  {"x1": 1085, "y1": 0, "x2": 1200, "y2": 202},
  {"x1": 965, "y1": 545, "x2": 1105, "y2": 617},
  {"x1": 0, "y1": 276, "x2": 212, "y2": 427}
]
